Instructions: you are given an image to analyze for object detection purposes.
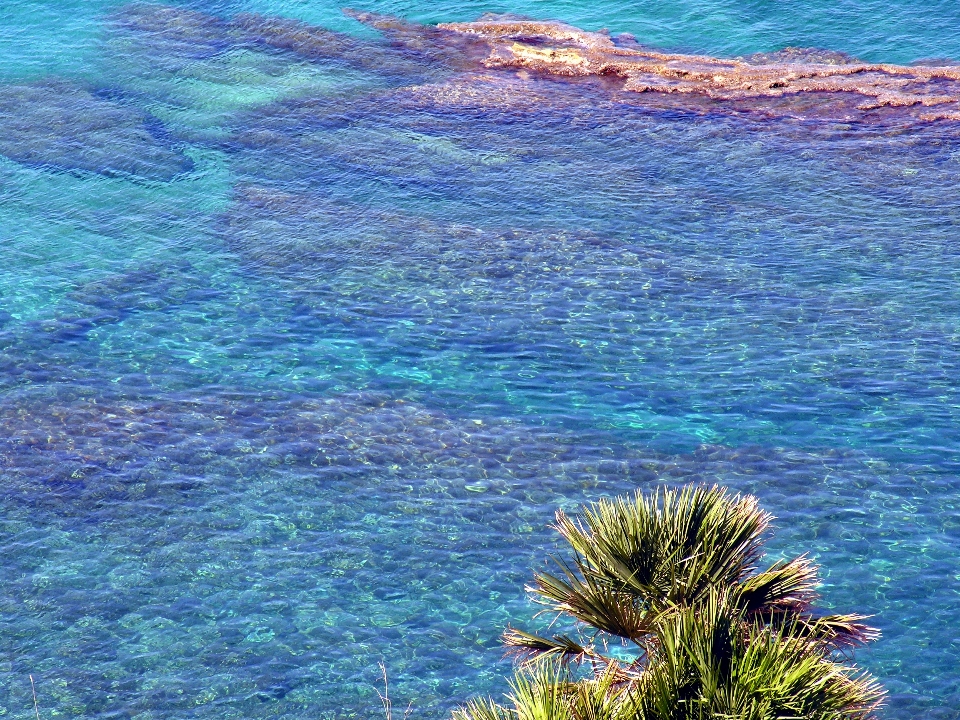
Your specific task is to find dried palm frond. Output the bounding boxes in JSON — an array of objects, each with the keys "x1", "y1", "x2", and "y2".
[
  {"x1": 503, "y1": 628, "x2": 593, "y2": 666},
  {"x1": 762, "y1": 611, "x2": 881, "y2": 650}
]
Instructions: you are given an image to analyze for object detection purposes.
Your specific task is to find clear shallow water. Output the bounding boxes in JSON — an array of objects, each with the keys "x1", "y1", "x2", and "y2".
[{"x1": 1, "y1": 1, "x2": 959, "y2": 719}]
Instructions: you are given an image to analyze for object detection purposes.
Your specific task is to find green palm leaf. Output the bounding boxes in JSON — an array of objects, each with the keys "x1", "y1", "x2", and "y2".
[
  {"x1": 550, "y1": 486, "x2": 773, "y2": 610},
  {"x1": 503, "y1": 628, "x2": 593, "y2": 665},
  {"x1": 637, "y1": 593, "x2": 884, "y2": 720},
  {"x1": 736, "y1": 556, "x2": 819, "y2": 614},
  {"x1": 531, "y1": 563, "x2": 654, "y2": 641}
]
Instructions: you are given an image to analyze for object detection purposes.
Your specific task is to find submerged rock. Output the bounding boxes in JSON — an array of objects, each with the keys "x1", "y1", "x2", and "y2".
[
  {"x1": 741, "y1": 46, "x2": 863, "y2": 66},
  {"x1": 217, "y1": 184, "x2": 653, "y2": 280},
  {"x1": 341, "y1": 8, "x2": 491, "y2": 71},
  {"x1": 231, "y1": 12, "x2": 431, "y2": 79},
  {"x1": 431, "y1": 17, "x2": 960, "y2": 120},
  {"x1": 109, "y1": 4, "x2": 960, "y2": 124},
  {"x1": 0, "y1": 378, "x2": 894, "y2": 521},
  {"x1": 113, "y1": 2, "x2": 233, "y2": 58},
  {"x1": 219, "y1": 184, "x2": 509, "y2": 273},
  {"x1": 0, "y1": 81, "x2": 193, "y2": 180},
  {"x1": 0, "y1": 261, "x2": 219, "y2": 393},
  {"x1": 112, "y1": 3, "x2": 453, "y2": 81}
]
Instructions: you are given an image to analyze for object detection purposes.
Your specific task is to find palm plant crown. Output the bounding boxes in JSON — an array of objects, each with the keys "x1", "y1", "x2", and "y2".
[
  {"x1": 458, "y1": 484, "x2": 884, "y2": 720},
  {"x1": 505, "y1": 485, "x2": 877, "y2": 666}
]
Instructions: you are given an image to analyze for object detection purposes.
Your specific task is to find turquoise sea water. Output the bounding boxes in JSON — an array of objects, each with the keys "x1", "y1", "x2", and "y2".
[{"x1": 1, "y1": 1, "x2": 959, "y2": 719}]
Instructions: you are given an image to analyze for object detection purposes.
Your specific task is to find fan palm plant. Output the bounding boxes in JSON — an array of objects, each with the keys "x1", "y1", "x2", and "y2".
[
  {"x1": 504, "y1": 485, "x2": 877, "y2": 669},
  {"x1": 455, "y1": 484, "x2": 884, "y2": 720},
  {"x1": 456, "y1": 594, "x2": 882, "y2": 720}
]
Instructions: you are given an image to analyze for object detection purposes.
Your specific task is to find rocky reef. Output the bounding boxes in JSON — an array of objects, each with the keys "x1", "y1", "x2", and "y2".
[
  {"x1": 433, "y1": 17, "x2": 960, "y2": 120},
  {"x1": 112, "y1": 2, "x2": 466, "y2": 81},
  {"x1": 107, "y1": 4, "x2": 960, "y2": 125}
]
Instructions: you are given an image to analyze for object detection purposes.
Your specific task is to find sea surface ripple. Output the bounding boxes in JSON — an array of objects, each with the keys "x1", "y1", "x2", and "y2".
[{"x1": 0, "y1": 1, "x2": 958, "y2": 719}]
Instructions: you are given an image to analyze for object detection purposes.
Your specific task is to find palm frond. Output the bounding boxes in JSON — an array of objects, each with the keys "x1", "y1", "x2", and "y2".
[
  {"x1": 727, "y1": 626, "x2": 885, "y2": 720},
  {"x1": 637, "y1": 595, "x2": 885, "y2": 720},
  {"x1": 480, "y1": 485, "x2": 885, "y2": 720},
  {"x1": 503, "y1": 628, "x2": 592, "y2": 666},
  {"x1": 770, "y1": 612, "x2": 881, "y2": 650},
  {"x1": 736, "y1": 556, "x2": 820, "y2": 614},
  {"x1": 568, "y1": 665, "x2": 641, "y2": 720},
  {"x1": 660, "y1": 486, "x2": 771, "y2": 602},
  {"x1": 553, "y1": 486, "x2": 773, "y2": 610},
  {"x1": 453, "y1": 697, "x2": 515, "y2": 720},
  {"x1": 506, "y1": 665, "x2": 575, "y2": 720},
  {"x1": 531, "y1": 565, "x2": 653, "y2": 641}
]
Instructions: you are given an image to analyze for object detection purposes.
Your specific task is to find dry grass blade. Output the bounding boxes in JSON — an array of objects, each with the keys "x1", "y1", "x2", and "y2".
[
  {"x1": 377, "y1": 662, "x2": 413, "y2": 720},
  {"x1": 30, "y1": 676, "x2": 40, "y2": 720}
]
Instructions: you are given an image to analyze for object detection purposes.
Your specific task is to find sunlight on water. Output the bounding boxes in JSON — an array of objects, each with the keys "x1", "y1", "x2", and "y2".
[{"x1": 1, "y1": 1, "x2": 959, "y2": 719}]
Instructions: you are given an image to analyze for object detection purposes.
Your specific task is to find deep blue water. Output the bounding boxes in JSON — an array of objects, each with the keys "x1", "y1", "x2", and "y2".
[{"x1": 1, "y1": 1, "x2": 959, "y2": 719}]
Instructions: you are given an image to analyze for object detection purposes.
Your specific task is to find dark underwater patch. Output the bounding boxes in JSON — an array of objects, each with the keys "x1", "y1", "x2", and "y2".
[{"x1": 0, "y1": 80, "x2": 193, "y2": 180}]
